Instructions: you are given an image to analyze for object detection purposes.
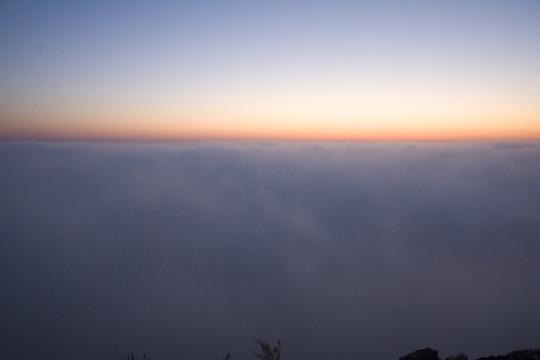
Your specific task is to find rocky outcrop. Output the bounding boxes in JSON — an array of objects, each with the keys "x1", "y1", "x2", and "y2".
[
  {"x1": 399, "y1": 348, "x2": 441, "y2": 360},
  {"x1": 398, "y1": 349, "x2": 540, "y2": 360},
  {"x1": 476, "y1": 349, "x2": 540, "y2": 360}
]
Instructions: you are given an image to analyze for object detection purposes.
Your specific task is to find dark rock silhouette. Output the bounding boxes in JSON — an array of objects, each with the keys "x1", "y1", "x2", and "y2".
[
  {"x1": 476, "y1": 349, "x2": 540, "y2": 360},
  {"x1": 399, "y1": 348, "x2": 441, "y2": 360},
  {"x1": 125, "y1": 347, "x2": 540, "y2": 360},
  {"x1": 399, "y1": 348, "x2": 540, "y2": 360}
]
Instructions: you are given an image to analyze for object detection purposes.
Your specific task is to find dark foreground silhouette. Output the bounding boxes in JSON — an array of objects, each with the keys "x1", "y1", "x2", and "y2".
[
  {"x1": 128, "y1": 341, "x2": 539, "y2": 360},
  {"x1": 127, "y1": 337, "x2": 279, "y2": 360},
  {"x1": 400, "y1": 347, "x2": 540, "y2": 360}
]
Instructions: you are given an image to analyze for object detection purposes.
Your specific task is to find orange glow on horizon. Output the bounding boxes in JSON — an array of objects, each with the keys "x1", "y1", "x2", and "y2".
[
  {"x1": 2, "y1": 71, "x2": 539, "y2": 142},
  {"x1": 2, "y1": 113, "x2": 540, "y2": 142}
]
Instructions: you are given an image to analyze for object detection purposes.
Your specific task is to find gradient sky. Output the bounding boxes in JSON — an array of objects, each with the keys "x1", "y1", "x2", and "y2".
[{"x1": 1, "y1": 0, "x2": 540, "y2": 141}]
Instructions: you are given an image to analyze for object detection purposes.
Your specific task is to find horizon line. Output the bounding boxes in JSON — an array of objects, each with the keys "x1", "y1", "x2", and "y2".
[{"x1": 2, "y1": 135, "x2": 540, "y2": 144}]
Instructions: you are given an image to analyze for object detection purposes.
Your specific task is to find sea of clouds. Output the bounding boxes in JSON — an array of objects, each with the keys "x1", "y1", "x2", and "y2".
[{"x1": 1, "y1": 141, "x2": 539, "y2": 360}]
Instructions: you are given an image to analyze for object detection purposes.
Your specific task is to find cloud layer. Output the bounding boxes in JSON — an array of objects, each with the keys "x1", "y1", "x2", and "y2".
[{"x1": 1, "y1": 141, "x2": 540, "y2": 360}]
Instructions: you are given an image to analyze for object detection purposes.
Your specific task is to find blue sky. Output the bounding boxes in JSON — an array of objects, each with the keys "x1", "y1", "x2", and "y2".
[{"x1": 1, "y1": 0, "x2": 540, "y2": 140}]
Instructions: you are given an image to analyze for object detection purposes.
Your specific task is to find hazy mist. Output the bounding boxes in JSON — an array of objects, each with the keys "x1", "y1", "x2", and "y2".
[{"x1": 1, "y1": 141, "x2": 539, "y2": 360}]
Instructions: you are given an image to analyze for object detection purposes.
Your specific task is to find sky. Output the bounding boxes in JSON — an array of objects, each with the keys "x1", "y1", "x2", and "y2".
[
  {"x1": 1, "y1": 141, "x2": 540, "y2": 360},
  {"x1": 1, "y1": 0, "x2": 540, "y2": 141}
]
